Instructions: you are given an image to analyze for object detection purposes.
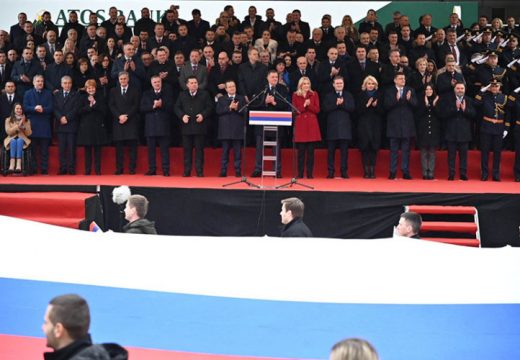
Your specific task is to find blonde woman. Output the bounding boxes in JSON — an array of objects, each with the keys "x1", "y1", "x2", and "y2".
[
  {"x1": 4, "y1": 103, "x2": 32, "y2": 174},
  {"x1": 330, "y1": 338, "x2": 379, "y2": 360},
  {"x1": 341, "y1": 15, "x2": 359, "y2": 41},
  {"x1": 356, "y1": 76, "x2": 382, "y2": 178},
  {"x1": 292, "y1": 76, "x2": 321, "y2": 178}
]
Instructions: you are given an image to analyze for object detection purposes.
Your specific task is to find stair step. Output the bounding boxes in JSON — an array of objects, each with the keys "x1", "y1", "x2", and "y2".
[
  {"x1": 0, "y1": 192, "x2": 93, "y2": 218},
  {"x1": 18, "y1": 216, "x2": 84, "y2": 229},
  {"x1": 421, "y1": 221, "x2": 478, "y2": 233},
  {"x1": 422, "y1": 237, "x2": 480, "y2": 247},
  {"x1": 407, "y1": 205, "x2": 477, "y2": 215}
]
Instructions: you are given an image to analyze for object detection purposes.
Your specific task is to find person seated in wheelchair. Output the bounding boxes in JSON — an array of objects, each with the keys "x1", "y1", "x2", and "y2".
[{"x1": 4, "y1": 103, "x2": 32, "y2": 174}]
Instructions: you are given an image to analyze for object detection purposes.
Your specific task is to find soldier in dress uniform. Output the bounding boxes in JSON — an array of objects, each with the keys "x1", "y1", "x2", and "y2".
[
  {"x1": 474, "y1": 79, "x2": 510, "y2": 181},
  {"x1": 508, "y1": 92, "x2": 520, "y2": 182},
  {"x1": 474, "y1": 50, "x2": 509, "y2": 93}
]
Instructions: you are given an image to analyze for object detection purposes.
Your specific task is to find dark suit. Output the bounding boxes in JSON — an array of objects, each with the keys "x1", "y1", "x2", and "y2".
[
  {"x1": 54, "y1": 90, "x2": 79, "y2": 172},
  {"x1": 289, "y1": 68, "x2": 317, "y2": 94},
  {"x1": 187, "y1": 19, "x2": 211, "y2": 43},
  {"x1": 178, "y1": 63, "x2": 208, "y2": 91},
  {"x1": 0, "y1": 62, "x2": 12, "y2": 89},
  {"x1": 216, "y1": 94, "x2": 246, "y2": 174},
  {"x1": 109, "y1": 86, "x2": 140, "y2": 173},
  {"x1": 317, "y1": 60, "x2": 343, "y2": 94},
  {"x1": 0, "y1": 92, "x2": 21, "y2": 140},
  {"x1": 345, "y1": 59, "x2": 380, "y2": 95},
  {"x1": 11, "y1": 59, "x2": 43, "y2": 97},
  {"x1": 253, "y1": 84, "x2": 289, "y2": 174},
  {"x1": 174, "y1": 89, "x2": 214, "y2": 175},
  {"x1": 322, "y1": 90, "x2": 356, "y2": 176},
  {"x1": 45, "y1": 62, "x2": 72, "y2": 93},
  {"x1": 148, "y1": 37, "x2": 173, "y2": 52},
  {"x1": 77, "y1": 93, "x2": 108, "y2": 174},
  {"x1": 384, "y1": 86, "x2": 417, "y2": 176},
  {"x1": 441, "y1": 93, "x2": 476, "y2": 178},
  {"x1": 437, "y1": 43, "x2": 468, "y2": 68},
  {"x1": 140, "y1": 86, "x2": 175, "y2": 174},
  {"x1": 23, "y1": 88, "x2": 54, "y2": 173},
  {"x1": 111, "y1": 55, "x2": 146, "y2": 91}
]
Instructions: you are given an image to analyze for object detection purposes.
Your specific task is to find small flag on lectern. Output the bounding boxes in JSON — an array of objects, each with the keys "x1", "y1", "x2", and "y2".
[{"x1": 249, "y1": 111, "x2": 293, "y2": 126}]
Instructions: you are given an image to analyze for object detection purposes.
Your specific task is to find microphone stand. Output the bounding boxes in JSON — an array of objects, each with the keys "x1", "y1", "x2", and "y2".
[
  {"x1": 222, "y1": 89, "x2": 268, "y2": 188},
  {"x1": 272, "y1": 90, "x2": 314, "y2": 190}
]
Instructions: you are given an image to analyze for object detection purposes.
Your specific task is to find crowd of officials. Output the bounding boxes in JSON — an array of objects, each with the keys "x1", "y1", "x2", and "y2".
[{"x1": 2, "y1": 5, "x2": 520, "y2": 181}]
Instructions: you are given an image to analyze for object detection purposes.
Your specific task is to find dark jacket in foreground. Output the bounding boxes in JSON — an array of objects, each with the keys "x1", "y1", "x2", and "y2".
[
  {"x1": 122, "y1": 218, "x2": 157, "y2": 234},
  {"x1": 281, "y1": 217, "x2": 313, "y2": 237},
  {"x1": 43, "y1": 335, "x2": 128, "y2": 360}
]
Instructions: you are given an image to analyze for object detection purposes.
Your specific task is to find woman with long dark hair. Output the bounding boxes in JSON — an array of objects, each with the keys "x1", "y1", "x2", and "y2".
[
  {"x1": 4, "y1": 103, "x2": 32, "y2": 173},
  {"x1": 415, "y1": 83, "x2": 440, "y2": 179}
]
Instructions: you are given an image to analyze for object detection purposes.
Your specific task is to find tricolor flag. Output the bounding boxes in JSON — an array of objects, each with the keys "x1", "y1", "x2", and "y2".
[
  {"x1": 1, "y1": 216, "x2": 519, "y2": 360},
  {"x1": 249, "y1": 111, "x2": 293, "y2": 126},
  {"x1": 89, "y1": 221, "x2": 102, "y2": 232}
]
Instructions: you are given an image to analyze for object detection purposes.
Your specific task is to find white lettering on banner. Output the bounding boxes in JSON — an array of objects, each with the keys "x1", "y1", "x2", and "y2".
[{"x1": 0, "y1": 1, "x2": 390, "y2": 31}]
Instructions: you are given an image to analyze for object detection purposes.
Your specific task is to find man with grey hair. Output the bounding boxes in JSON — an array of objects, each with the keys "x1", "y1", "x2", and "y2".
[
  {"x1": 280, "y1": 197, "x2": 313, "y2": 237},
  {"x1": 54, "y1": 75, "x2": 79, "y2": 175},
  {"x1": 109, "y1": 71, "x2": 140, "y2": 175}
]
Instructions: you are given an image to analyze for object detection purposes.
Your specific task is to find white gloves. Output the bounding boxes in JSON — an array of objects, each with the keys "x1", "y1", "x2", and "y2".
[{"x1": 503, "y1": 130, "x2": 508, "y2": 139}]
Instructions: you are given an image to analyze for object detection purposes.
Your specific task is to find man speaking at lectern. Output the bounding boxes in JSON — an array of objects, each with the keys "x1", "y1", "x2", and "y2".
[{"x1": 251, "y1": 70, "x2": 289, "y2": 178}]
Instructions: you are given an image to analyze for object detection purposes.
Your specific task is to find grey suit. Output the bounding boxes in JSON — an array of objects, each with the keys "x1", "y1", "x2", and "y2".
[{"x1": 178, "y1": 63, "x2": 208, "y2": 90}]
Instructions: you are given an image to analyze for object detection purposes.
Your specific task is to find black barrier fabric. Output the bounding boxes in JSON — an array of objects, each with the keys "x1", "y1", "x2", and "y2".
[{"x1": 100, "y1": 186, "x2": 520, "y2": 247}]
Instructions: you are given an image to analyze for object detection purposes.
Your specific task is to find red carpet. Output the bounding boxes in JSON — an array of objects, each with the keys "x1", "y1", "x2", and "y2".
[
  {"x1": 0, "y1": 192, "x2": 95, "y2": 228},
  {"x1": 0, "y1": 334, "x2": 278, "y2": 360},
  {"x1": 0, "y1": 147, "x2": 519, "y2": 194}
]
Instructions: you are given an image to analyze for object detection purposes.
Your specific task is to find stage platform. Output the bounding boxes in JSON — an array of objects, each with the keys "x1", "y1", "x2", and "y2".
[{"x1": 0, "y1": 147, "x2": 519, "y2": 247}]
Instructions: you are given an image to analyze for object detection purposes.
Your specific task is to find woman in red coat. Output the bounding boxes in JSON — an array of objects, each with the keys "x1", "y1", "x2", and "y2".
[{"x1": 292, "y1": 76, "x2": 321, "y2": 178}]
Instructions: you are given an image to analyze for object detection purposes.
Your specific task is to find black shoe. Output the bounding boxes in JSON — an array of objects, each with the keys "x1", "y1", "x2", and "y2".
[
  {"x1": 307, "y1": 174, "x2": 314, "y2": 179},
  {"x1": 235, "y1": 170, "x2": 241, "y2": 177},
  {"x1": 85, "y1": 170, "x2": 91, "y2": 176},
  {"x1": 363, "y1": 166, "x2": 369, "y2": 178},
  {"x1": 388, "y1": 172, "x2": 396, "y2": 180},
  {"x1": 448, "y1": 175, "x2": 454, "y2": 181},
  {"x1": 145, "y1": 170, "x2": 156, "y2": 176},
  {"x1": 403, "y1": 173, "x2": 412, "y2": 180},
  {"x1": 515, "y1": 177, "x2": 520, "y2": 182},
  {"x1": 341, "y1": 172, "x2": 349, "y2": 179},
  {"x1": 41, "y1": 170, "x2": 48, "y2": 175},
  {"x1": 129, "y1": 169, "x2": 136, "y2": 175},
  {"x1": 219, "y1": 170, "x2": 227, "y2": 177},
  {"x1": 369, "y1": 167, "x2": 376, "y2": 178},
  {"x1": 276, "y1": 172, "x2": 282, "y2": 178},
  {"x1": 163, "y1": 171, "x2": 170, "y2": 177},
  {"x1": 57, "y1": 169, "x2": 67, "y2": 175},
  {"x1": 95, "y1": 171, "x2": 101, "y2": 176},
  {"x1": 196, "y1": 172, "x2": 204, "y2": 177},
  {"x1": 327, "y1": 172, "x2": 334, "y2": 179},
  {"x1": 183, "y1": 171, "x2": 191, "y2": 177},
  {"x1": 481, "y1": 175, "x2": 488, "y2": 181},
  {"x1": 460, "y1": 175, "x2": 468, "y2": 181},
  {"x1": 298, "y1": 172, "x2": 304, "y2": 179},
  {"x1": 492, "y1": 176, "x2": 501, "y2": 182},
  {"x1": 251, "y1": 170, "x2": 261, "y2": 178},
  {"x1": 114, "y1": 170, "x2": 123, "y2": 175},
  {"x1": 68, "y1": 170, "x2": 75, "y2": 175}
]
